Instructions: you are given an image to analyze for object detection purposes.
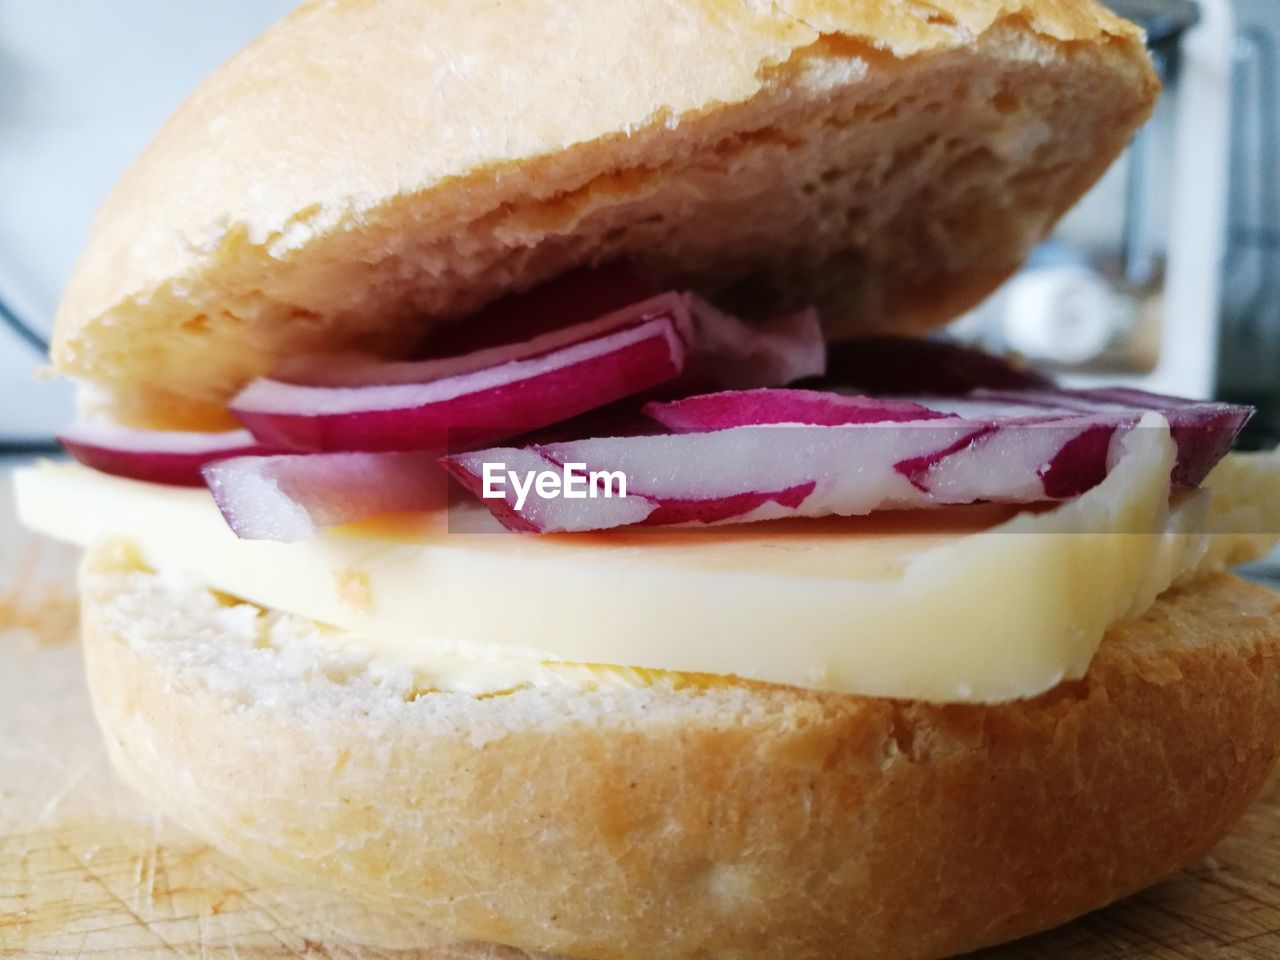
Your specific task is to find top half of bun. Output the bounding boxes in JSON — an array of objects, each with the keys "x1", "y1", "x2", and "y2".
[{"x1": 53, "y1": 0, "x2": 1158, "y2": 429}]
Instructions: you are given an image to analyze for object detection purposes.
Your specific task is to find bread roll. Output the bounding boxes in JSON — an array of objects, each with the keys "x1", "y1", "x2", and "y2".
[
  {"x1": 82, "y1": 545, "x2": 1280, "y2": 960},
  {"x1": 53, "y1": 7, "x2": 1227, "y2": 959},
  {"x1": 52, "y1": 0, "x2": 1157, "y2": 428}
]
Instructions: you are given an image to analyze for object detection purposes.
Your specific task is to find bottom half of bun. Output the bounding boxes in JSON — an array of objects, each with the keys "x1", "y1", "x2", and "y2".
[{"x1": 79, "y1": 546, "x2": 1280, "y2": 960}]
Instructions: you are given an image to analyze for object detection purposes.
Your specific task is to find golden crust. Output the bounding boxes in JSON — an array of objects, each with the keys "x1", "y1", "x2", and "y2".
[
  {"x1": 82, "y1": 558, "x2": 1280, "y2": 960},
  {"x1": 53, "y1": 0, "x2": 1156, "y2": 428}
]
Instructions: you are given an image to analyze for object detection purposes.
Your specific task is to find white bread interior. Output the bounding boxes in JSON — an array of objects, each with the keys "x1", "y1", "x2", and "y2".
[
  {"x1": 53, "y1": 0, "x2": 1157, "y2": 429},
  {"x1": 82, "y1": 545, "x2": 1280, "y2": 960}
]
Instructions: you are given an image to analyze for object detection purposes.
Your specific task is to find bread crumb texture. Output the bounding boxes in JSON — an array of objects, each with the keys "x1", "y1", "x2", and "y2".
[
  {"x1": 53, "y1": 0, "x2": 1157, "y2": 428},
  {"x1": 82, "y1": 548, "x2": 1280, "y2": 960}
]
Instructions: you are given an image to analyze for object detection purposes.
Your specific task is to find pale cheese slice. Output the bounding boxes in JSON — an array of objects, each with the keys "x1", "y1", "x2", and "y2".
[{"x1": 15, "y1": 417, "x2": 1280, "y2": 701}]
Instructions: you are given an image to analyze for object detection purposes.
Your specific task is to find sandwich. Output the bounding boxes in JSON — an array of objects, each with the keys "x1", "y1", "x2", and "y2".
[{"x1": 15, "y1": 1, "x2": 1280, "y2": 958}]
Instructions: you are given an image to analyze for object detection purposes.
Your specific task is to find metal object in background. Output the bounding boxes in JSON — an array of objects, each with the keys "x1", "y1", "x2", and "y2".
[
  {"x1": 953, "y1": 0, "x2": 1244, "y2": 403},
  {"x1": 1218, "y1": 15, "x2": 1280, "y2": 448},
  {"x1": 1111, "y1": 0, "x2": 1199, "y2": 293},
  {"x1": 0, "y1": 293, "x2": 60, "y2": 455},
  {"x1": 0, "y1": 297, "x2": 49, "y2": 357},
  {"x1": 0, "y1": 295, "x2": 59, "y2": 453}
]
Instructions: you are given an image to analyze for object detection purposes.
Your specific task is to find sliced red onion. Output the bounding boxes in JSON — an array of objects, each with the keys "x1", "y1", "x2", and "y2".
[
  {"x1": 57, "y1": 421, "x2": 270, "y2": 487},
  {"x1": 271, "y1": 291, "x2": 685, "y2": 388},
  {"x1": 413, "y1": 261, "x2": 662, "y2": 360},
  {"x1": 645, "y1": 388, "x2": 946, "y2": 431},
  {"x1": 1083, "y1": 389, "x2": 1250, "y2": 490},
  {"x1": 275, "y1": 260, "x2": 824, "y2": 396},
  {"x1": 444, "y1": 388, "x2": 1250, "y2": 533},
  {"x1": 635, "y1": 481, "x2": 819, "y2": 526},
  {"x1": 441, "y1": 447, "x2": 654, "y2": 534},
  {"x1": 273, "y1": 262, "x2": 662, "y2": 386},
  {"x1": 203, "y1": 452, "x2": 447, "y2": 541},
  {"x1": 231, "y1": 314, "x2": 688, "y2": 453},
  {"x1": 234, "y1": 288, "x2": 826, "y2": 453},
  {"x1": 442, "y1": 422, "x2": 992, "y2": 532},
  {"x1": 684, "y1": 297, "x2": 825, "y2": 389},
  {"x1": 905, "y1": 388, "x2": 1252, "y2": 489},
  {"x1": 815, "y1": 336, "x2": 1052, "y2": 395}
]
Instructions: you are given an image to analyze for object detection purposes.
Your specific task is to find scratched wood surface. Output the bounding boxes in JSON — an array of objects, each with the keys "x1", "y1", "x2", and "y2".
[{"x1": 1, "y1": 466, "x2": 1278, "y2": 959}]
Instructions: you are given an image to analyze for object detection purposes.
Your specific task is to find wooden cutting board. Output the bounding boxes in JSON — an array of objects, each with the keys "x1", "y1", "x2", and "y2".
[{"x1": 2, "y1": 468, "x2": 1278, "y2": 959}]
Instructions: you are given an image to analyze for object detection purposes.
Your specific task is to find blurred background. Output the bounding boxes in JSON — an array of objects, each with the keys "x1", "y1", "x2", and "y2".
[
  {"x1": 0, "y1": 0, "x2": 296, "y2": 445},
  {"x1": 0, "y1": 0, "x2": 1277, "y2": 446}
]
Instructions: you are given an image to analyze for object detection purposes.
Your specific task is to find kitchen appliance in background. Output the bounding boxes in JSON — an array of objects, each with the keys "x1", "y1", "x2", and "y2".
[
  {"x1": 1218, "y1": 0, "x2": 1280, "y2": 448},
  {"x1": 948, "y1": 0, "x2": 1261, "y2": 408}
]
